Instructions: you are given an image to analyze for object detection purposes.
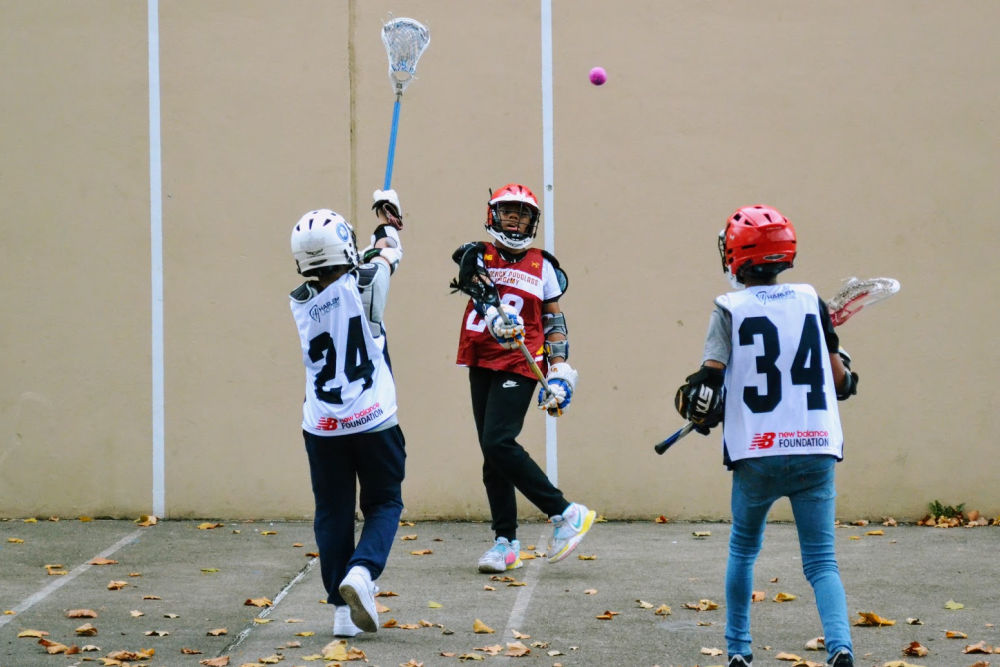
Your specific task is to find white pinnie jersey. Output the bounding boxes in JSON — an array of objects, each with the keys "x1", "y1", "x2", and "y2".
[
  {"x1": 291, "y1": 272, "x2": 396, "y2": 436},
  {"x1": 717, "y1": 283, "x2": 843, "y2": 463}
]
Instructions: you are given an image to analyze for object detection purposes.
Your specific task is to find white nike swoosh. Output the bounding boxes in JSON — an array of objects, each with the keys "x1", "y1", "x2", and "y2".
[{"x1": 502, "y1": 380, "x2": 519, "y2": 388}]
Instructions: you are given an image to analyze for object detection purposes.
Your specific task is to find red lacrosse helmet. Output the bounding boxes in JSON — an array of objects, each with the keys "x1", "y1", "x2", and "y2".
[
  {"x1": 485, "y1": 183, "x2": 540, "y2": 250},
  {"x1": 718, "y1": 205, "x2": 796, "y2": 282}
]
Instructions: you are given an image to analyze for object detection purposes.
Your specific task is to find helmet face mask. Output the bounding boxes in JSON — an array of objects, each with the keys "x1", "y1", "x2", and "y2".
[
  {"x1": 485, "y1": 183, "x2": 540, "y2": 250},
  {"x1": 719, "y1": 205, "x2": 796, "y2": 284},
  {"x1": 291, "y1": 209, "x2": 360, "y2": 276}
]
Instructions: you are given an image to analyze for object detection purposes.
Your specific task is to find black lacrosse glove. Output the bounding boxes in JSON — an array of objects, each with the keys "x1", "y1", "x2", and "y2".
[
  {"x1": 837, "y1": 370, "x2": 859, "y2": 401},
  {"x1": 674, "y1": 366, "x2": 725, "y2": 435},
  {"x1": 835, "y1": 346, "x2": 859, "y2": 401}
]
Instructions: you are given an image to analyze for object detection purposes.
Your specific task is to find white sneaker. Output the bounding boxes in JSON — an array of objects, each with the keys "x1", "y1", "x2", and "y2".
[
  {"x1": 548, "y1": 502, "x2": 596, "y2": 563},
  {"x1": 477, "y1": 537, "x2": 523, "y2": 573},
  {"x1": 333, "y1": 605, "x2": 362, "y2": 637},
  {"x1": 338, "y1": 566, "x2": 378, "y2": 633}
]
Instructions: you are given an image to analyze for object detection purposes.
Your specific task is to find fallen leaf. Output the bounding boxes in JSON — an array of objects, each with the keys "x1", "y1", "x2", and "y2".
[
  {"x1": 199, "y1": 657, "x2": 229, "y2": 666},
  {"x1": 505, "y1": 641, "x2": 531, "y2": 657},
  {"x1": 38, "y1": 638, "x2": 78, "y2": 654},
  {"x1": 142, "y1": 594, "x2": 161, "y2": 600},
  {"x1": 963, "y1": 641, "x2": 995, "y2": 654},
  {"x1": 865, "y1": 529, "x2": 885, "y2": 536},
  {"x1": 260, "y1": 530, "x2": 277, "y2": 535},
  {"x1": 67, "y1": 609, "x2": 98, "y2": 618},
  {"x1": 692, "y1": 531, "x2": 711, "y2": 537},
  {"x1": 906, "y1": 617, "x2": 923, "y2": 625},
  {"x1": 207, "y1": 628, "x2": 228, "y2": 636},
  {"x1": 654, "y1": 604, "x2": 672, "y2": 616},
  {"x1": 257, "y1": 654, "x2": 282, "y2": 663},
  {"x1": 244, "y1": 597, "x2": 273, "y2": 607},
  {"x1": 854, "y1": 611, "x2": 895, "y2": 626},
  {"x1": 946, "y1": 630, "x2": 968, "y2": 638},
  {"x1": 475, "y1": 644, "x2": 503, "y2": 656},
  {"x1": 428, "y1": 601, "x2": 443, "y2": 608},
  {"x1": 512, "y1": 630, "x2": 530, "y2": 639},
  {"x1": 636, "y1": 599, "x2": 653, "y2": 608},
  {"x1": 182, "y1": 647, "x2": 203, "y2": 654},
  {"x1": 74, "y1": 623, "x2": 98, "y2": 636},
  {"x1": 483, "y1": 585, "x2": 496, "y2": 591},
  {"x1": 252, "y1": 618, "x2": 271, "y2": 624},
  {"x1": 774, "y1": 592, "x2": 797, "y2": 602},
  {"x1": 144, "y1": 629, "x2": 169, "y2": 636},
  {"x1": 655, "y1": 515, "x2": 669, "y2": 523},
  {"x1": 410, "y1": 549, "x2": 433, "y2": 555},
  {"x1": 775, "y1": 651, "x2": 802, "y2": 660},
  {"x1": 197, "y1": 522, "x2": 224, "y2": 530},
  {"x1": 18, "y1": 629, "x2": 49, "y2": 638},
  {"x1": 805, "y1": 636, "x2": 825, "y2": 650},
  {"x1": 295, "y1": 631, "x2": 315, "y2": 637},
  {"x1": 577, "y1": 553, "x2": 597, "y2": 560},
  {"x1": 89, "y1": 557, "x2": 118, "y2": 565},
  {"x1": 457, "y1": 654, "x2": 484, "y2": 661},
  {"x1": 400, "y1": 534, "x2": 418, "y2": 540},
  {"x1": 903, "y1": 641, "x2": 929, "y2": 656},
  {"x1": 136, "y1": 514, "x2": 158, "y2": 526},
  {"x1": 751, "y1": 591, "x2": 766, "y2": 602},
  {"x1": 473, "y1": 619, "x2": 495, "y2": 633},
  {"x1": 130, "y1": 610, "x2": 145, "y2": 617},
  {"x1": 595, "y1": 610, "x2": 620, "y2": 620},
  {"x1": 944, "y1": 599, "x2": 965, "y2": 610},
  {"x1": 7, "y1": 538, "x2": 24, "y2": 543},
  {"x1": 107, "y1": 580, "x2": 129, "y2": 590},
  {"x1": 701, "y1": 647, "x2": 724, "y2": 656}
]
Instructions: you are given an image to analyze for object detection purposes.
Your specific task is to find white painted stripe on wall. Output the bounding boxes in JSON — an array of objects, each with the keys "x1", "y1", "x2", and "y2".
[
  {"x1": 149, "y1": 0, "x2": 166, "y2": 518},
  {"x1": 541, "y1": 0, "x2": 558, "y2": 486}
]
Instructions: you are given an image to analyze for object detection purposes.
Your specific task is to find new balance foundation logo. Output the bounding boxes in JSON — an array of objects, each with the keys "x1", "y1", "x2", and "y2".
[
  {"x1": 749, "y1": 432, "x2": 775, "y2": 450},
  {"x1": 502, "y1": 380, "x2": 519, "y2": 388}
]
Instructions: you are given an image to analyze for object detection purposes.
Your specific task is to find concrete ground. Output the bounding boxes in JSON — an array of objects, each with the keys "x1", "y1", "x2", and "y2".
[{"x1": 1, "y1": 518, "x2": 998, "y2": 667}]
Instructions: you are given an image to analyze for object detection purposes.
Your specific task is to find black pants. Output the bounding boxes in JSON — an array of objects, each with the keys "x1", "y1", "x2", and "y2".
[
  {"x1": 304, "y1": 425, "x2": 406, "y2": 605},
  {"x1": 469, "y1": 367, "x2": 568, "y2": 541}
]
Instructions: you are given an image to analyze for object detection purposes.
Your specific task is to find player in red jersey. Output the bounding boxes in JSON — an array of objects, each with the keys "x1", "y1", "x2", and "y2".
[{"x1": 453, "y1": 183, "x2": 595, "y2": 574}]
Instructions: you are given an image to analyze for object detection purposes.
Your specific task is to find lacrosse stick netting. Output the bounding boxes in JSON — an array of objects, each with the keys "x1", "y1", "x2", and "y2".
[
  {"x1": 826, "y1": 277, "x2": 900, "y2": 326},
  {"x1": 382, "y1": 18, "x2": 430, "y2": 94}
]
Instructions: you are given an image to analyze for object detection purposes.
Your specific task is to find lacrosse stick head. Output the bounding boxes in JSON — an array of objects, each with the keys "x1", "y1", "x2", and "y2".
[
  {"x1": 827, "y1": 277, "x2": 900, "y2": 326},
  {"x1": 381, "y1": 17, "x2": 430, "y2": 94},
  {"x1": 449, "y1": 243, "x2": 500, "y2": 308}
]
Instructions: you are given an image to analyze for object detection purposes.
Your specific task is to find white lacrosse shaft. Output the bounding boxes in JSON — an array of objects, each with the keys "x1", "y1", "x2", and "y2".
[{"x1": 380, "y1": 18, "x2": 430, "y2": 189}]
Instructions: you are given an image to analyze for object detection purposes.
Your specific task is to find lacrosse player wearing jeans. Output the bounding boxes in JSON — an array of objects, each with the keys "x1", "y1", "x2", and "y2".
[
  {"x1": 453, "y1": 183, "x2": 595, "y2": 573},
  {"x1": 289, "y1": 191, "x2": 406, "y2": 638},
  {"x1": 675, "y1": 205, "x2": 859, "y2": 667}
]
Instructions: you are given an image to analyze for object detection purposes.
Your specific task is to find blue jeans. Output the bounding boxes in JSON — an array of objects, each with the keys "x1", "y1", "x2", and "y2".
[{"x1": 726, "y1": 455, "x2": 852, "y2": 662}]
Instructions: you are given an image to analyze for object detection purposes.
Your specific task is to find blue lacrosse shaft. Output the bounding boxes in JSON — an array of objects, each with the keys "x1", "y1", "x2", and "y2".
[{"x1": 383, "y1": 96, "x2": 402, "y2": 189}]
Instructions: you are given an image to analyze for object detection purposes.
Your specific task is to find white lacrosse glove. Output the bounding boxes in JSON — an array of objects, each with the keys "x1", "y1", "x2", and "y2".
[
  {"x1": 538, "y1": 362, "x2": 578, "y2": 416},
  {"x1": 484, "y1": 304, "x2": 524, "y2": 350},
  {"x1": 372, "y1": 189, "x2": 403, "y2": 229}
]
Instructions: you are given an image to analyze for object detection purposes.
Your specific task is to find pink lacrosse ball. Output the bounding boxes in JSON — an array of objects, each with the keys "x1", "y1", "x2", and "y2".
[{"x1": 589, "y1": 66, "x2": 607, "y2": 86}]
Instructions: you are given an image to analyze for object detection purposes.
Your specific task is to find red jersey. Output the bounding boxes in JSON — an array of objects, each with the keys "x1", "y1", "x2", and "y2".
[{"x1": 456, "y1": 244, "x2": 556, "y2": 379}]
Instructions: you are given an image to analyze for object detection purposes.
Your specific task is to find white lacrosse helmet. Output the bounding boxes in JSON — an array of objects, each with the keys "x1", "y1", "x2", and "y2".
[
  {"x1": 291, "y1": 209, "x2": 359, "y2": 275},
  {"x1": 485, "y1": 183, "x2": 540, "y2": 250}
]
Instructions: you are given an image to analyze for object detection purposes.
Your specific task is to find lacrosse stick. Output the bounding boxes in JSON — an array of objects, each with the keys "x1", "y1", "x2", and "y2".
[
  {"x1": 449, "y1": 247, "x2": 560, "y2": 413},
  {"x1": 655, "y1": 276, "x2": 900, "y2": 455},
  {"x1": 826, "y1": 276, "x2": 900, "y2": 327},
  {"x1": 380, "y1": 17, "x2": 430, "y2": 190}
]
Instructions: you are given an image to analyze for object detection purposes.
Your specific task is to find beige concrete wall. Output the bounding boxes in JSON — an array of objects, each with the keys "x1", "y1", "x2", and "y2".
[{"x1": 2, "y1": 1, "x2": 997, "y2": 521}]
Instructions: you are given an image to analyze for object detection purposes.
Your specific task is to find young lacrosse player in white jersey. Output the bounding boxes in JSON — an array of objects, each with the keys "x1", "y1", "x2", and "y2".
[
  {"x1": 674, "y1": 205, "x2": 859, "y2": 667},
  {"x1": 452, "y1": 183, "x2": 595, "y2": 574},
  {"x1": 289, "y1": 190, "x2": 405, "y2": 639}
]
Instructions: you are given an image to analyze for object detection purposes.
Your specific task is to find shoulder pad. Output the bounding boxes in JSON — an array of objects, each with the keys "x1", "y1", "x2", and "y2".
[
  {"x1": 540, "y1": 249, "x2": 560, "y2": 269},
  {"x1": 290, "y1": 282, "x2": 314, "y2": 303},
  {"x1": 355, "y1": 265, "x2": 380, "y2": 290},
  {"x1": 452, "y1": 241, "x2": 485, "y2": 264}
]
